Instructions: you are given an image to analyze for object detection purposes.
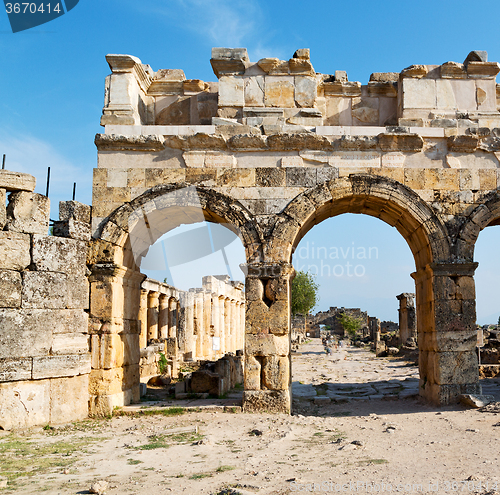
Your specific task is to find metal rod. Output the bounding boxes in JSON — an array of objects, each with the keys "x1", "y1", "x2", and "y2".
[
  {"x1": 2, "y1": 154, "x2": 5, "y2": 170},
  {"x1": 45, "y1": 167, "x2": 50, "y2": 197},
  {"x1": 72, "y1": 182, "x2": 76, "y2": 201}
]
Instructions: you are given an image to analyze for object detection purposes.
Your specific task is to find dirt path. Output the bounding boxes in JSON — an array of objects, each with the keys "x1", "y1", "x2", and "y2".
[{"x1": 1, "y1": 340, "x2": 500, "y2": 495}]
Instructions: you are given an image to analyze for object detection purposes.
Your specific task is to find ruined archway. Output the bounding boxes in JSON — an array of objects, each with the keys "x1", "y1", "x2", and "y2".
[
  {"x1": 243, "y1": 174, "x2": 480, "y2": 413},
  {"x1": 88, "y1": 185, "x2": 261, "y2": 416}
]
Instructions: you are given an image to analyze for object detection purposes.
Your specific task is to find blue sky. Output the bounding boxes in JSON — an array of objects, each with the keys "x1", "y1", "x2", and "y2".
[{"x1": 2, "y1": 0, "x2": 500, "y2": 323}]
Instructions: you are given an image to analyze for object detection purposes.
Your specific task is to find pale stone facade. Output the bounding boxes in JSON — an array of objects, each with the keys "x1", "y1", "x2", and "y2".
[{"x1": 90, "y1": 47, "x2": 500, "y2": 413}]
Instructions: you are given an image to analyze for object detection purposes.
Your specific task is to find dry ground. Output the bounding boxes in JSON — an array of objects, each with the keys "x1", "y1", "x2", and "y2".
[{"x1": 1, "y1": 339, "x2": 500, "y2": 495}]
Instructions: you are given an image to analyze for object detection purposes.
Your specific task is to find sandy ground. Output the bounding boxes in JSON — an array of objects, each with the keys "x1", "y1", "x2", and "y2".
[{"x1": 1, "y1": 339, "x2": 500, "y2": 495}]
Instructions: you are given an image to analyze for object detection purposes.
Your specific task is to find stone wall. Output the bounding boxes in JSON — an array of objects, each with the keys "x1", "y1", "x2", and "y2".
[{"x1": 0, "y1": 170, "x2": 91, "y2": 429}]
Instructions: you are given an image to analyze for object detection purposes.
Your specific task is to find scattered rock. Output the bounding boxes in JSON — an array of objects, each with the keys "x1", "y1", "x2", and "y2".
[
  {"x1": 249, "y1": 429, "x2": 263, "y2": 436},
  {"x1": 90, "y1": 480, "x2": 109, "y2": 495},
  {"x1": 479, "y1": 402, "x2": 500, "y2": 413},
  {"x1": 0, "y1": 477, "x2": 8, "y2": 489},
  {"x1": 351, "y1": 440, "x2": 364, "y2": 446},
  {"x1": 459, "y1": 394, "x2": 495, "y2": 408}
]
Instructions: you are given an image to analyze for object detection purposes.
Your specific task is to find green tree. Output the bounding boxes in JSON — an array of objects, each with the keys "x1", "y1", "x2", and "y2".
[
  {"x1": 291, "y1": 271, "x2": 319, "y2": 335},
  {"x1": 338, "y1": 312, "x2": 363, "y2": 340}
]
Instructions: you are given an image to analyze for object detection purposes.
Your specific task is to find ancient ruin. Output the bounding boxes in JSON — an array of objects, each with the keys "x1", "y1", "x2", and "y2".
[{"x1": 2, "y1": 46, "x2": 500, "y2": 428}]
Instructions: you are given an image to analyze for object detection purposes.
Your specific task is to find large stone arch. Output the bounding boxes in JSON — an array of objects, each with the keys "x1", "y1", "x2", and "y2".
[
  {"x1": 88, "y1": 185, "x2": 262, "y2": 415},
  {"x1": 242, "y1": 174, "x2": 480, "y2": 413}
]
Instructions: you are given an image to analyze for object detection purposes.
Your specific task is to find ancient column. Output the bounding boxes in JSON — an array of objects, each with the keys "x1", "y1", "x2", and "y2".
[
  {"x1": 168, "y1": 297, "x2": 177, "y2": 338},
  {"x1": 242, "y1": 262, "x2": 294, "y2": 414},
  {"x1": 147, "y1": 291, "x2": 159, "y2": 341},
  {"x1": 202, "y1": 291, "x2": 212, "y2": 359},
  {"x1": 211, "y1": 294, "x2": 220, "y2": 360},
  {"x1": 158, "y1": 294, "x2": 169, "y2": 339},
  {"x1": 397, "y1": 293, "x2": 416, "y2": 346},
  {"x1": 138, "y1": 289, "x2": 148, "y2": 349},
  {"x1": 192, "y1": 290, "x2": 204, "y2": 360},
  {"x1": 413, "y1": 262, "x2": 480, "y2": 405}
]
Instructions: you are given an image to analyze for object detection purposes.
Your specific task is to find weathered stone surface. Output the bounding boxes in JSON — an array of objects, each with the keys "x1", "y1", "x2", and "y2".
[
  {"x1": 293, "y1": 48, "x2": 310, "y2": 60},
  {"x1": 0, "y1": 170, "x2": 36, "y2": 192},
  {"x1": 89, "y1": 364, "x2": 140, "y2": 395},
  {"x1": 0, "y1": 380, "x2": 50, "y2": 430},
  {"x1": 244, "y1": 76, "x2": 264, "y2": 107},
  {"x1": 401, "y1": 64, "x2": 428, "y2": 78},
  {"x1": 32, "y1": 354, "x2": 91, "y2": 379},
  {"x1": 0, "y1": 189, "x2": 6, "y2": 229},
  {"x1": 288, "y1": 58, "x2": 314, "y2": 75},
  {"x1": 51, "y1": 333, "x2": 89, "y2": 355},
  {"x1": 265, "y1": 77, "x2": 295, "y2": 108},
  {"x1": 378, "y1": 133, "x2": 424, "y2": 151},
  {"x1": 0, "y1": 269, "x2": 22, "y2": 308},
  {"x1": 242, "y1": 390, "x2": 290, "y2": 413},
  {"x1": 95, "y1": 134, "x2": 165, "y2": 151},
  {"x1": 262, "y1": 355, "x2": 289, "y2": 390},
  {"x1": 227, "y1": 134, "x2": 267, "y2": 150},
  {"x1": 294, "y1": 76, "x2": 316, "y2": 108},
  {"x1": 210, "y1": 48, "x2": 249, "y2": 77},
  {"x1": 6, "y1": 191, "x2": 50, "y2": 234},
  {"x1": 370, "y1": 72, "x2": 399, "y2": 82},
  {"x1": 257, "y1": 58, "x2": 282, "y2": 74},
  {"x1": 219, "y1": 76, "x2": 244, "y2": 107},
  {"x1": 53, "y1": 219, "x2": 92, "y2": 241},
  {"x1": 245, "y1": 333, "x2": 289, "y2": 356},
  {"x1": 0, "y1": 309, "x2": 53, "y2": 358},
  {"x1": 447, "y1": 135, "x2": 478, "y2": 152},
  {"x1": 0, "y1": 357, "x2": 32, "y2": 382},
  {"x1": 50, "y1": 374, "x2": 89, "y2": 424},
  {"x1": 183, "y1": 79, "x2": 209, "y2": 93},
  {"x1": 59, "y1": 200, "x2": 92, "y2": 223},
  {"x1": 32, "y1": 235, "x2": 87, "y2": 275},
  {"x1": 22, "y1": 272, "x2": 68, "y2": 309},
  {"x1": 267, "y1": 133, "x2": 332, "y2": 151},
  {"x1": 440, "y1": 62, "x2": 466, "y2": 79}
]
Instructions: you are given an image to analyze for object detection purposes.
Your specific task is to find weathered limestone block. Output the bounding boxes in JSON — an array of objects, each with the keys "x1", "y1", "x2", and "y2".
[
  {"x1": 0, "y1": 188, "x2": 6, "y2": 229},
  {"x1": 242, "y1": 390, "x2": 290, "y2": 413},
  {"x1": 6, "y1": 191, "x2": 50, "y2": 234},
  {"x1": 265, "y1": 77, "x2": 295, "y2": 108},
  {"x1": 91, "y1": 333, "x2": 140, "y2": 369},
  {"x1": 401, "y1": 64, "x2": 428, "y2": 78},
  {"x1": 219, "y1": 76, "x2": 244, "y2": 107},
  {"x1": 52, "y1": 219, "x2": 91, "y2": 241},
  {"x1": 89, "y1": 364, "x2": 139, "y2": 395},
  {"x1": 0, "y1": 269, "x2": 22, "y2": 308},
  {"x1": 67, "y1": 275, "x2": 89, "y2": 310},
  {"x1": 210, "y1": 48, "x2": 249, "y2": 77},
  {"x1": 50, "y1": 375, "x2": 89, "y2": 424},
  {"x1": 245, "y1": 333, "x2": 290, "y2": 356},
  {"x1": 51, "y1": 333, "x2": 89, "y2": 355},
  {"x1": 59, "y1": 200, "x2": 91, "y2": 223},
  {"x1": 227, "y1": 134, "x2": 268, "y2": 150},
  {"x1": 0, "y1": 380, "x2": 50, "y2": 430},
  {"x1": 378, "y1": 133, "x2": 423, "y2": 152},
  {"x1": 267, "y1": 133, "x2": 332, "y2": 151},
  {"x1": 244, "y1": 76, "x2": 264, "y2": 107},
  {"x1": 32, "y1": 235, "x2": 87, "y2": 276},
  {"x1": 22, "y1": 272, "x2": 68, "y2": 309},
  {"x1": 246, "y1": 300, "x2": 289, "y2": 335},
  {"x1": 294, "y1": 76, "x2": 317, "y2": 107},
  {"x1": 0, "y1": 170, "x2": 36, "y2": 192},
  {"x1": 447, "y1": 135, "x2": 478, "y2": 152},
  {"x1": 0, "y1": 308, "x2": 53, "y2": 358},
  {"x1": 95, "y1": 134, "x2": 165, "y2": 152},
  {"x1": 244, "y1": 355, "x2": 261, "y2": 390},
  {"x1": 32, "y1": 354, "x2": 91, "y2": 379},
  {"x1": 262, "y1": 355, "x2": 289, "y2": 390},
  {"x1": 257, "y1": 58, "x2": 281, "y2": 74},
  {"x1": 0, "y1": 357, "x2": 32, "y2": 382},
  {"x1": 0, "y1": 232, "x2": 30, "y2": 270}
]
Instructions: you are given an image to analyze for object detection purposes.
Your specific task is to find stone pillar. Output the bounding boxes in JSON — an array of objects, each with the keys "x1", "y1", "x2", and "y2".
[
  {"x1": 178, "y1": 291, "x2": 195, "y2": 359},
  {"x1": 147, "y1": 291, "x2": 159, "y2": 342},
  {"x1": 168, "y1": 297, "x2": 177, "y2": 339},
  {"x1": 224, "y1": 297, "x2": 231, "y2": 355},
  {"x1": 158, "y1": 294, "x2": 169, "y2": 339},
  {"x1": 138, "y1": 289, "x2": 148, "y2": 349},
  {"x1": 193, "y1": 290, "x2": 204, "y2": 360},
  {"x1": 397, "y1": 293, "x2": 416, "y2": 346},
  {"x1": 89, "y1": 264, "x2": 144, "y2": 416},
  {"x1": 239, "y1": 302, "x2": 245, "y2": 352},
  {"x1": 230, "y1": 299, "x2": 237, "y2": 353},
  {"x1": 242, "y1": 262, "x2": 294, "y2": 414},
  {"x1": 413, "y1": 261, "x2": 480, "y2": 405},
  {"x1": 211, "y1": 294, "x2": 220, "y2": 360}
]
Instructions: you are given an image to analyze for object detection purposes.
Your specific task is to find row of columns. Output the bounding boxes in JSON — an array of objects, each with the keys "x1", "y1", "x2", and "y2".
[{"x1": 138, "y1": 275, "x2": 245, "y2": 362}]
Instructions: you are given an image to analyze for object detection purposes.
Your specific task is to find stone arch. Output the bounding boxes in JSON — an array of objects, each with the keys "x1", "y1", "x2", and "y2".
[
  {"x1": 243, "y1": 174, "x2": 479, "y2": 413},
  {"x1": 269, "y1": 174, "x2": 451, "y2": 269},
  {"x1": 456, "y1": 190, "x2": 500, "y2": 260},
  {"x1": 89, "y1": 184, "x2": 261, "y2": 416}
]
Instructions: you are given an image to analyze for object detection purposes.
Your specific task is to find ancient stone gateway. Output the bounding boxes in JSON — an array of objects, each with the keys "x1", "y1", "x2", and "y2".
[{"x1": 89, "y1": 47, "x2": 500, "y2": 414}]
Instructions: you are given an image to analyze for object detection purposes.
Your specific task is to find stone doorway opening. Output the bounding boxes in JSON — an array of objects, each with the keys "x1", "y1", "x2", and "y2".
[{"x1": 290, "y1": 214, "x2": 420, "y2": 413}]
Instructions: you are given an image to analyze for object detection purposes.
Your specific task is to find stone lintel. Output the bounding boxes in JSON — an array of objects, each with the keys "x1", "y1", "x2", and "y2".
[
  {"x1": 0, "y1": 170, "x2": 36, "y2": 192},
  {"x1": 428, "y1": 261, "x2": 479, "y2": 277}
]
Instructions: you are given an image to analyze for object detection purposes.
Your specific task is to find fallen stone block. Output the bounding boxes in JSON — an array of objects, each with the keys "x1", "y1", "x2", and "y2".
[
  {"x1": 0, "y1": 170, "x2": 36, "y2": 192},
  {"x1": 6, "y1": 191, "x2": 50, "y2": 234},
  {"x1": 459, "y1": 394, "x2": 495, "y2": 408},
  {"x1": 0, "y1": 232, "x2": 30, "y2": 270}
]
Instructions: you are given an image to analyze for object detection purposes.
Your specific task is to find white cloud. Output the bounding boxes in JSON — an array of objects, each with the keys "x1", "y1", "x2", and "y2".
[{"x1": 0, "y1": 129, "x2": 92, "y2": 217}]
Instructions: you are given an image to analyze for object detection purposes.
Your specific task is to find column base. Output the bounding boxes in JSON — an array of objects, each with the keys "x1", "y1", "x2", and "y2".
[
  {"x1": 419, "y1": 381, "x2": 481, "y2": 405},
  {"x1": 89, "y1": 386, "x2": 140, "y2": 417},
  {"x1": 242, "y1": 390, "x2": 290, "y2": 413}
]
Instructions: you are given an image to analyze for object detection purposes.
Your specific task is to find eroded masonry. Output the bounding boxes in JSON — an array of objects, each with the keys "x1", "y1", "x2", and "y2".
[{"x1": 2, "y1": 47, "x2": 500, "y2": 428}]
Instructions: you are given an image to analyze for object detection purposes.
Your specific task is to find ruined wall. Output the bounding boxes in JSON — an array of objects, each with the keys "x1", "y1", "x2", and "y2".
[
  {"x1": 91, "y1": 47, "x2": 500, "y2": 410},
  {"x1": 397, "y1": 293, "x2": 417, "y2": 345},
  {"x1": 0, "y1": 171, "x2": 91, "y2": 429}
]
